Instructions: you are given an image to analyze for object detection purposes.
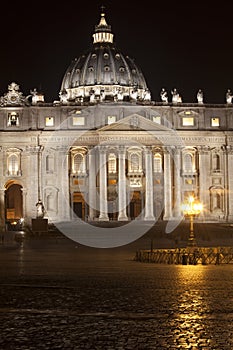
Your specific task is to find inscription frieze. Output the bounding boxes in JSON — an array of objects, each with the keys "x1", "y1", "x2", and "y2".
[{"x1": 39, "y1": 134, "x2": 226, "y2": 147}]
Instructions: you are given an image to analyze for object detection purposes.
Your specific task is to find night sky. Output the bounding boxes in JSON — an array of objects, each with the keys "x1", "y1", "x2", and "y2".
[{"x1": 1, "y1": 1, "x2": 233, "y2": 104}]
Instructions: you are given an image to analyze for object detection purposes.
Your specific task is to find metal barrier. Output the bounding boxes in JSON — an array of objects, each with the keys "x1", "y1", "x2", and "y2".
[{"x1": 134, "y1": 247, "x2": 233, "y2": 265}]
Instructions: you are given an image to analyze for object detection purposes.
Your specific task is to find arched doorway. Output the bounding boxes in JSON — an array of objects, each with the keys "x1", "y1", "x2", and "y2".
[{"x1": 5, "y1": 182, "x2": 23, "y2": 230}]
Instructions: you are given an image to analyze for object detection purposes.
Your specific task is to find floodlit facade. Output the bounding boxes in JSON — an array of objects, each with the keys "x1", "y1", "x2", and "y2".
[{"x1": 1, "y1": 10, "x2": 233, "y2": 229}]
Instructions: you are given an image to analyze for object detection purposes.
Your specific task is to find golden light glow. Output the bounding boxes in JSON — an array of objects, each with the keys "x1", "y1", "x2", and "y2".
[{"x1": 181, "y1": 196, "x2": 203, "y2": 215}]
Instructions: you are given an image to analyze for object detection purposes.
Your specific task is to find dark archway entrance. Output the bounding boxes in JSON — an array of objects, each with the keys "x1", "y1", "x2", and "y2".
[{"x1": 5, "y1": 183, "x2": 23, "y2": 230}]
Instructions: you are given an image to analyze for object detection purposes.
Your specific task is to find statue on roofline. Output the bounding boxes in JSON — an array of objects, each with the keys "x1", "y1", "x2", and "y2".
[
  {"x1": 171, "y1": 88, "x2": 182, "y2": 103},
  {"x1": 197, "y1": 89, "x2": 204, "y2": 104},
  {"x1": 160, "y1": 88, "x2": 168, "y2": 103},
  {"x1": 226, "y1": 89, "x2": 233, "y2": 104}
]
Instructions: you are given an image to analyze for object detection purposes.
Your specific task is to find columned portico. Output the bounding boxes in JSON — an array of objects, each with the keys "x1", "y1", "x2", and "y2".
[{"x1": 144, "y1": 147, "x2": 155, "y2": 220}]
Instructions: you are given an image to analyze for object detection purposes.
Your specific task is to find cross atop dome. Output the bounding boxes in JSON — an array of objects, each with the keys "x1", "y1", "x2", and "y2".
[
  {"x1": 93, "y1": 6, "x2": 114, "y2": 44},
  {"x1": 101, "y1": 5, "x2": 105, "y2": 12}
]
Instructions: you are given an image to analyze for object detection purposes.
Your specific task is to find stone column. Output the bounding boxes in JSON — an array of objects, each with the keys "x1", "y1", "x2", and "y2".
[
  {"x1": 98, "y1": 146, "x2": 109, "y2": 221},
  {"x1": 173, "y1": 147, "x2": 182, "y2": 218},
  {"x1": 26, "y1": 146, "x2": 40, "y2": 220},
  {"x1": 118, "y1": 146, "x2": 128, "y2": 221},
  {"x1": 38, "y1": 145, "x2": 43, "y2": 201},
  {"x1": 21, "y1": 189, "x2": 27, "y2": 220},
  {"x1": 163, "y1": 148, "x2": 173, "y2": 219},
  {"x1": 0, "y1": 189, "x2": 5, "y2": 231},
  {"x1": 198, "y1": 146, "x2": 210, "y2": 215},
  {"x1": 226, "y1": 146, "x2": 233, "y2": 220},
  {"x1": 144, "y1": 147, "x2": 155, "y2": 220},
  {"x1": 88, "y1": 147, "x2": 96, "y2": 220},
  {"x1": 57, "y1": 147, "x2": 70, "y2": 221}
]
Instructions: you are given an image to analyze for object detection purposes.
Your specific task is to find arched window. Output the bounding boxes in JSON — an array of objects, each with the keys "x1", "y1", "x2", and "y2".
[
  {"x1": 184, "y1": 153, "x2": 193, "y2": 172},
  {"x1": 8, "y1": 154, "x2": 19, "y2": 175},
  {"x1": 210, "y1": 186, "x2": 224, "y2": 213},
  {"x1": 73, "y1": 153, "x2": 85, "y2": 173},
  {"x1": 108, "y1": 153, "x2": 117, "y2": 173},
  {"x1": 153, "y1": 153, "x2": 162, "y2": 172},
  {"x1": 213, "y1": 154, "x2": 220, "y2": 171},
  {"x1": 216, "y1": 193, "x2": 221, "y2": 209},
  {"x1": 130, "y1": 153, "x2": 140, "y2": 172},
  {"x1": 46, "y1": 155, "x2": 54, "y2": 173}
]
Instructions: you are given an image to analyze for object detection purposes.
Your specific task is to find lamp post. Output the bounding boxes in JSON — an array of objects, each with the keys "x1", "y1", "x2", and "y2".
[{"x1": 181, "y1": 196, "x2": 203, "y2": 247}]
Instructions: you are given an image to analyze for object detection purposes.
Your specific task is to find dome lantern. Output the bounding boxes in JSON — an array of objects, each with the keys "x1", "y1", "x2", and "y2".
[{"x1": 93, "y1": 9, "x2": 114, "y2": 44}]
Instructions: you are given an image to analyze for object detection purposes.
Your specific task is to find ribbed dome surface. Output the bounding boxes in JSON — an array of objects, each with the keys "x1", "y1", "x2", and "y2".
[{"x1": 59, "y1": 11, "x2": 151, "y2": 104}]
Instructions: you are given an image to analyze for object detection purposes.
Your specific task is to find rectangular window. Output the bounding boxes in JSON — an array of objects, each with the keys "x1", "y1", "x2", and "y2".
[
  {"x1": 72, "y1": 116, "x2": 85, "y2": 126},
  {"x1": 108, "y1": 116, "x2": 116, "y2": 124},
  {"x1": 182, "y1": 117, "x2": 194, "y2": 126},
  {"x1": 45, "y1": 117, "x2": 54, "y2": 126},
  {"x1": 211, "y1": 117, "x2": 220, "y2": 127},
  {"x1": 153, "y1": 116, "x2": 161, "y2": 124},
  {"x1": 8, "y1": 112, "x2": 19, "y2": 126}
]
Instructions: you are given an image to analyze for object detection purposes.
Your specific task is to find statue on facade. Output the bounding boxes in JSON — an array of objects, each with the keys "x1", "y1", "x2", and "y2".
[
  {"x1": 116, "y1": 88, "x2": 124, "y2": 102},
  {"x1": 143, "y1": 89, "x2": 151, "y2": 102},
  {"x1": 29, "y1": 88, "x2": 44, "y2": 105},
  {"x1": 36, "y1": 200, "x2": 45, "y2": 218},
  {"x1": 160, "y1": 88, "x2": 168, "y2": 103},
  {"x1": 100, "y1": 89, "x2": 105, "y2": 102},
  {"x1": 226, "y1": 89, "x2": 233, "y2": 104},
  {"x1": 131, "y1": 88, "x2": 138, "y2": 101},
  {"x1": 197, "y1": 89, "x2": 204, "y2": 104},
  {"x1": 171, "y1": 88, "x2": 182, "y2": 103},
  {"x1": 89, "y1": 89, "x2": 96, "y2": 103},
  {"x1": 59, "y1": 89, "x2": 68, "y2": 104}
]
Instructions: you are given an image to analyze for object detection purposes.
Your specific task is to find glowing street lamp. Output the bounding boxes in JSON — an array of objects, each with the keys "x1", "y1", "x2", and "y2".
[{"x1": 181, "y1": 196, "x2": 203, "y2": 247}]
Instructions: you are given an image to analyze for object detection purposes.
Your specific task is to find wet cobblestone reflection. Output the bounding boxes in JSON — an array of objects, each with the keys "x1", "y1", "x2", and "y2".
[{"x1": 0, "y1": 237, "x2": 233, "y2": 349}]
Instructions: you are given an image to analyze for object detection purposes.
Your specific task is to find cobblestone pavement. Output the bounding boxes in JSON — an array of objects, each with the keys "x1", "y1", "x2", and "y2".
[{"x1": 0, "y1": 236, "x2": 233, "y2": 349}]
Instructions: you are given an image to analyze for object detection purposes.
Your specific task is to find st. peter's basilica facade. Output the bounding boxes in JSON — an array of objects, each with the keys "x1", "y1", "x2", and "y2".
[{"x1": 1, "y1": 10, "x2": 233, "y2": 229}]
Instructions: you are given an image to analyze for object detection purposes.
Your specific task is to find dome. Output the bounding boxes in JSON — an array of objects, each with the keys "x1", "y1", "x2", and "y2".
[{"x1": 59, "y1": 10, "x2": 151, "y2": 104}]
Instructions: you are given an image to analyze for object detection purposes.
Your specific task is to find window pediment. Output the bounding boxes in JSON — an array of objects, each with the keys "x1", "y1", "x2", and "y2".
[{"x1": 178, "y1": 110, "x2": 200, "y2": 117}]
